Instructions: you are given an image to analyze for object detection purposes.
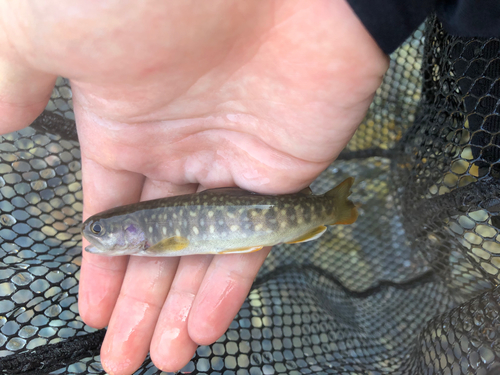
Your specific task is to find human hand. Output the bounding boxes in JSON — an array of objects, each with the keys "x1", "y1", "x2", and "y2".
[{"x1": 0, "y1": 1, "x2": 388, "y2": 373}]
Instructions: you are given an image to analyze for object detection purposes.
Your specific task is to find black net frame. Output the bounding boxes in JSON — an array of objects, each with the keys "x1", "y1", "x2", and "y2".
[{"x1": 0, "y1": 15, "x2": 499, "y2": 375}]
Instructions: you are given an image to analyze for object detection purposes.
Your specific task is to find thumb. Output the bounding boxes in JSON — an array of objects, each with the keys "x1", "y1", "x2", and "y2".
[{"x1": 0, "y1": 57, "x2": 57, "y2": 133}]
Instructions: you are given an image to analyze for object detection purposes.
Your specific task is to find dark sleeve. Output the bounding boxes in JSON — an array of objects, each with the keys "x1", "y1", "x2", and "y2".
[
  {"x1": 437, "y1": 0, "x2": 500, "y2": 40},
  {"x1": 346, "y1": 0, "x2": 500, "y2": 54}
]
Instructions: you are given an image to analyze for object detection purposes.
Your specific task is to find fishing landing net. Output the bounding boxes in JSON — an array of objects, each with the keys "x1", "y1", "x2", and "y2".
[{"x1": 1, "y1": 15, "x2": 500, "y2": 374}]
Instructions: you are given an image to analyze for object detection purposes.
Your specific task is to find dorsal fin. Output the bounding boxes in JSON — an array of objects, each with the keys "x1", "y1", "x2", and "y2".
[
  {"x1": 298, "y1": 187, "x2": 313, "y2": 195},
  {"x1": 199, "y1": 187, "x2": 259, "y2": 196}
]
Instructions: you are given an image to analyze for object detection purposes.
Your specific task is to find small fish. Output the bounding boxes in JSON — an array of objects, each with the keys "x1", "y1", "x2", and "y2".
[{"x1": 82, "y1": 178, "x2": 358, "y2": 256}]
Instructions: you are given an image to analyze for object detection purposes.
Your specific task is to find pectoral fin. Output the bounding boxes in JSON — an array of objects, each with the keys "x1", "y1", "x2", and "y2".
[
  {"x1": 286, "y1": 226, "x2": 327, "y2": 244},
  {"x1": 219, "y1": 246, "x2": 264, "y2": 254},
  {"x1": 145, "y1": 236, "x2": 189, "y2": 254}
]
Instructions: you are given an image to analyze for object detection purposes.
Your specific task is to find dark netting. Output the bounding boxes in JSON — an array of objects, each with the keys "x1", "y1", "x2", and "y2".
[{"x1": 1, "y1": 15, "x2": 499, "y2": 374}]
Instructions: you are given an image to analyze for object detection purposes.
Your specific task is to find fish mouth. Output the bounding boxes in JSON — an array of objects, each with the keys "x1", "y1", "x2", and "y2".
[
  {"x1": 84, "y1": 245, "x2": 138, "y2": 256},
  {"x1": 85, "y1": 245, "x2": 105, "y2": 254}
]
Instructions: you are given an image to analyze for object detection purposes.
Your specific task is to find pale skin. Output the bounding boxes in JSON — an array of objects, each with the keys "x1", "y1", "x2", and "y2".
[{"x1": 0, "y1": 1, "x2": 389, "y2": 374}]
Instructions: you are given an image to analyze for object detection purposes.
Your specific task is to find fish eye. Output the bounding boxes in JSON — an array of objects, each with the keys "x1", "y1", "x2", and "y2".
[{"x1": 91, "y1": 222, "x2": 104, "y2": 235}]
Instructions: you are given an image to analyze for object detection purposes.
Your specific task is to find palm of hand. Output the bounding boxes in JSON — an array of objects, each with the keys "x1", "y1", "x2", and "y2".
[{"x1": 0, "y1": 1, "x2": 387, "y2": 373}]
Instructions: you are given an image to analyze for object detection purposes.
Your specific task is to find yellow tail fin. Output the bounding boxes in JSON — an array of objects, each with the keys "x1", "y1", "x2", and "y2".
[{"x1": 325, "y1": 177, "x2": 358, "y2": 225}]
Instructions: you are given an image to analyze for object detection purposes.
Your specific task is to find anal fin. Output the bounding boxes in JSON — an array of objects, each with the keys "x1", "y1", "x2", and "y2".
[
  {"x1": 220, "y1": 246, "x2": 264, "y2": 254},
  {"x1": 145, "y1": 236, "x2": 189, "y2": 254},
  {"x1": 286, "y1": 226, "x2": 327, "y2": 244}
]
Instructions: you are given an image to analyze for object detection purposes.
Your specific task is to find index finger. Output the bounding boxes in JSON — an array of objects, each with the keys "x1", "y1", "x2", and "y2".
[{"x1": 78, "y1": 156, "x2": 145, "y2": 329}]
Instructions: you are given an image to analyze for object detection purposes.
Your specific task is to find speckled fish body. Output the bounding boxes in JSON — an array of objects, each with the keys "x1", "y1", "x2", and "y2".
[{"x1": 82, "y1": 178, "x2": 358, "y2": 256}]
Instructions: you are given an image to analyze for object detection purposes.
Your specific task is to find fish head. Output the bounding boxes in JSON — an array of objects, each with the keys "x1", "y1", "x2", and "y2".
[{"x1": 82, "y1": 215, "x2": 147, "y2": 256}]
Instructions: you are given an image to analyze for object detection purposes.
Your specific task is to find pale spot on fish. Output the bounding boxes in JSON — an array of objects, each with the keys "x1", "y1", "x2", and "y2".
[
  {"x1": 251, "y1": 211, "x2": 258, "y2": 217},
  {"x1": 230, "y1": 225, "x2": 239, "y2": 232},
  {"x1": 227, "y1": 212, "x2": 235, "y2": 219},
  {"x1": 281, "y1": 209, "x2": 286, "y2": 215},
  {"x1": 148, "y1": 226, "x2": 153, "y2": 233},
  {"x1": 173, "y1": 213, "x2": 177, "y2": 219},
  {"x1": 209, "y1": 225, "x2": 215, "y2": 233},
  {"x1": 208, "y1": 211, "x2": 214, "y2": 218},
  {"x1": 200, "y1": 218, "x2": 205, "y2": 226},
  {"x1": 193, "y1": 226, "x2": 199, "y2": 235},
  {"x1": 162, "y1": 227, "x2": 167, "y2": 235},
  {"x1": 238, "y1": 208, "x2": 245, "y2": 214},
  {"x1": 280, "y1": 222, "x2": 287, "y2": 228},
  {"x1": 297, "y1": 218, "x2": 303, "y2": 224},
  {"x1": 218, "y1": 219, "x2": 224, "y2": 226},
  {"x1": 175, "y1": 229, "x2": 181, "y2": 236},
  {"x1": 190, "y1": 211, "x2": 197, "y2": 217},
  {"x1": 255, "y1": 224, "x2": 263, "y2": 231},
  {"x1": 152, "y1": 214, "x2": 156, "y2": 220},
  {"x1": 179, "y1": 210, "x2": 183, "y2": 216}
]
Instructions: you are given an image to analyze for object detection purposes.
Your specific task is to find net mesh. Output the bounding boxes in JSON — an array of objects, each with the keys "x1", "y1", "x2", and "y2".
[{"x1": 1, "y1": 15, "x2": 499, "y2": 375}]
